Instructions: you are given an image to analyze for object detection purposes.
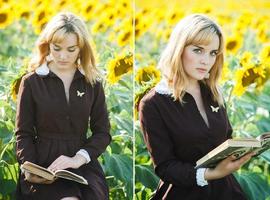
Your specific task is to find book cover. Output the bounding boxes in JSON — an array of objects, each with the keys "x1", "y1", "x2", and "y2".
[
  {"x1": 195, "y1": 132, "x2": 270, "y2": 169},
  {"x1": 21, "y1": 161, "x2": 88, "y2": 185}
]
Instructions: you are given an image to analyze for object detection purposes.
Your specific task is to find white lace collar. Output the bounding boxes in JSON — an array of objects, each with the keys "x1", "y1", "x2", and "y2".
[
  {"x1": 35, "y1": 62, "x2": 50, "y2": 76},
  {"x1": 155, "y1": 79, "x2": 173, "y2": 95},
  {"x1": 35, "y1": 62, "x2": 85, "y2": 76}
]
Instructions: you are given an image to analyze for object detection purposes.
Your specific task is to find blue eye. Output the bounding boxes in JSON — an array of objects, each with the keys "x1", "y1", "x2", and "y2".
[
  {"x1": 193, "y1": 49, "x2": 202, "y2": 54},
  {"x1": 210, "y1": 51, "x2": 218, "y2": 56},
  {"x1": 53, "y1": 48, "x2": 61, "y2": 51}
]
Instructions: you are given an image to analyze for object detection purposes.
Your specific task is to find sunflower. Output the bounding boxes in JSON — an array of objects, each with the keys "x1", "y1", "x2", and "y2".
[
  {"x1": 134, "y1": 78, "x2": 159, "y2": 119},
  {"x1": 259, "y1": 44, "x2": 270, "y2": 64},
  {"x1": 233, "y1": 63, "x2": 255, "y2": 96},
  {"x1": 233, "y1": 12, "x2": 252, "y2": 36},
  {"x1": 117, "y1": 29, "x2": 132, "y2": 47},
  {"x1": 251, "y1": 15, "x2": 264, "y2": 29},
  {"x1": 107, "y1": 53, "x2": 133, "y2": 85},
  {"x1": 257, "y1": 23, "x2": 268, "y2": 43},
  {"x1": 135, "y1": 11, "x2": 152, "y2": 39},
  {"x1": 113, "y1": 0, "x2": 131, "y2": 18},
  {"x1": 10, "y1": 60, "x2": 29, "y2": 101},
  {"x1": 91, "y1": 19, "x2": 108, "y2": 34},
  {"x1": 31, "y1": 5, "x2": 52, "y2": 34},
  {"x1": 191, "y1": 4, "x2": 213, "y2": 14},
  {"x1": 0, "y1": 5, "x2": 13, "y2": 29},
  {"x1": 165, "y1": 9, "x2": 184, "y2": 26},
  {"x1": 99, "y1": 8, "x2": 118, "y2": 27},
  {"x1": 220, "y1": 61, "x2": 230, "y2": 84},
  {"x1": 81, "y1": 1, "x2": 95, "y2": 21},
  {"x1": 11, "y1": 2, "x2": 31, "y2": 20},
  {"x1": 152, "y1": 8, "x2": 165, "y2": 24},
  {"x1": 254, "y1": 65, "x2": 270, "y2": 91},
  {"x1": 233, "y1": 61, "x2": 267, "y2": 96},
  {"x1": 239, "y1": 51, "x2": 253, "y2": 67},
  {"x1": 216, "y1": 13, "x2": 233, "y2": 26},
  {"x1": 135, "y1": 65, "x2": 161, "y2": 85},
  {"x1": 225, "y1": 34, "x2": 242, "y2": 54}
]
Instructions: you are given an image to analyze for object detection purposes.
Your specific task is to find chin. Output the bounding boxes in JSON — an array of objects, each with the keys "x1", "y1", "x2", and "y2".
[
  {"x1": 56, "y1": 65, "x2": 69, "y2": 70},
  {"x1": 191, "y1": 75, "x2": 205, "y2": 81},
  {"x1": 56, "y1": 63, "x2": 74, "y2": 69}
]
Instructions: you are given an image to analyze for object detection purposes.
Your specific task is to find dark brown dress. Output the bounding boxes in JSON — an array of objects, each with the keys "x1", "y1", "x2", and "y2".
[
  {"x1": 139, "y1": 82, "x2": 247, "y2": 200},
  {"x1": 15, "y1": 69, "x2": 111, "y2": 200}
]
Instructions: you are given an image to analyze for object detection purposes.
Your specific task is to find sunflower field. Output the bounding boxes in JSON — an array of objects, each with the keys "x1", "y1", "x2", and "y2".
[
  {"x1": 0, "y1": 0, "x2": 133, "y2": 199},
  {"x1": 1, "y1": 0, "x2": 270, "y2": 199},
  {"x1": 135, "y1": 0, "x2": 270, "y2": 199}
]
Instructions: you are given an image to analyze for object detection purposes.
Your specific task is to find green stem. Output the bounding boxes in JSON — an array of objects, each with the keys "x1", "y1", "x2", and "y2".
[{"x1": 226, "y1": 84, "x2": 234, "y2": 107}]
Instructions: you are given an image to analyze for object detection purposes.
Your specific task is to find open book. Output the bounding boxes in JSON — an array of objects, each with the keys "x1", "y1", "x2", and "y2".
[
  {"x1": 195, "y1": 132, "x2": 270, "y2": 169},
  {"x1": 21, "y1": 161, "x2": 88, "y2": 185}
]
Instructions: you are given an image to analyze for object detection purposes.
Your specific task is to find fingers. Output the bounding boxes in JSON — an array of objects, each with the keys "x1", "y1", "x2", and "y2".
[
  {"x1": 232, "y1": 152, "x2": 254, "y2": 169},
  {"x1": 42, "y1": 178, "x2": 57, "y2": 184},
  {"x1": 48, "y1": 155, "x2": 71, "y2": 172},
  {"x1": 209, "y1": 152, "x2": 255, "y2": 180},
  {"x1": 220, "y1": 154, "x2": 237, "y2": 164},
  {"x1": 24, "y1": 172, "x2": 50, "y2": 184},
  {"x1": 238, "y1": 152, "x2": 254, "y2": 164},
  {"x1": 48, "y1": 155, "x2": 65, "y2": 171}
]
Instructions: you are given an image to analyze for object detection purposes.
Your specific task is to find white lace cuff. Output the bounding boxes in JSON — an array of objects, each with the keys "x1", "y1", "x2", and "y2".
[
  {"x1": 196, "y1": 168, "x2": 208, "y2": 187},
  {"x1": 76, "y1": 149, "x2": 91, "y2": 164}
]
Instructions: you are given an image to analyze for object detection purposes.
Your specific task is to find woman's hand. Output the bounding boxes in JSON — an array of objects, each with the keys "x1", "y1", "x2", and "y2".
[
  {"x1": 48, "y1": 154, "x2": 87, "y2": 172},
  {"x1": 24, "y1": 171, "x2": 55, "y2": 184},
  {"x1": 204, "y1": 152, "x2": 255, "y2": 181}
]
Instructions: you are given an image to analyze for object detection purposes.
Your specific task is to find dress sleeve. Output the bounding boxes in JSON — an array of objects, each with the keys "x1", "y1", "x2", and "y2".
[
  {"x1": 139, "y1": 98, "x2": 197, "y2": 187},
  {"x1": 82, "y1": 81, "x2": 111, "y2": 159},
  {"x1": 15, "y1": 76, "x2": 37, "y2": 165}
]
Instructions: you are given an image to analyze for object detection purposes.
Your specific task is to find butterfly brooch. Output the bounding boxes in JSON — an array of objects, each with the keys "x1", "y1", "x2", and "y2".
[
  {"x1": 210, "y1": 105, "x2": 219, "y2": 112},
  {"x1": 77, "y1": 90, "x2": 85, "y2": 97}
]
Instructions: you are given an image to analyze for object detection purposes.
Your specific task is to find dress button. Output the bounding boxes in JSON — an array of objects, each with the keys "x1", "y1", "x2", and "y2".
[{"x1": 66, "y1": 116, "x2": 70, "y2": 120}]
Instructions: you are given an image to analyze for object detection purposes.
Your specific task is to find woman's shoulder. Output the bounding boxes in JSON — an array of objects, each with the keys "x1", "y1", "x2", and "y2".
[
  {"x1": 141, "y1": 79, "x2": 173, "y2": 105},
  {"x1": 21, "y1": 71, "x2": 39, "y2": 84},
  {"x1": 141, "y1": 89, "x2": 158, "y2": 104},
  {"x1": 140, "y1": 87, "x2": 169, "y2": 111},
  {"x1": 89, "y1": 78, "x2": 103, "y2": 90}
]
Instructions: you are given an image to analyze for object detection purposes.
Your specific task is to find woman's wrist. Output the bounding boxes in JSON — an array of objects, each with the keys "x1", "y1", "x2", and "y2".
[
  {"x1": 72, "y1": 154, "x2": 87, "y2": 168},
  {"x1": 204, "y1": 168, "x2": 217, "y2": 181}
]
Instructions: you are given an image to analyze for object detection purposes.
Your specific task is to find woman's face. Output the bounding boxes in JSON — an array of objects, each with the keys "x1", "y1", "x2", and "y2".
[
  {"x1": 182, "y1": 34, "x2": 220, "y2": 82},
  {"x1": 49, "y1": 33, "x2": 80, "y2": 70}
]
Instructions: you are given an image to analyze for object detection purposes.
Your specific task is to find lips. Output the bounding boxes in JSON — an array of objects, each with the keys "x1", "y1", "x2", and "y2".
[
  {"x1": 196, "y1": 68, "x2": 207, "y2": 73},
  {"x1": 58, "y1": 61, "x2": 69, "y2": 65}
]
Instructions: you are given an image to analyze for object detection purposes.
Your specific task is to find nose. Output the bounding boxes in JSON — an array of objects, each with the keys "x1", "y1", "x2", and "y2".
[
  {"x1": 59, "y1": 52, "x2": 67, "y2": 60},
  {"x1": 200, "y1": 55, "x2": 210, "y2": 66}
]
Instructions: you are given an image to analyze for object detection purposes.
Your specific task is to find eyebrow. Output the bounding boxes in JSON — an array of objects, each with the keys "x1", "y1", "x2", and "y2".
[
  {"x1": 53, "y1": 44, "x2": 78, "y2": 48},
  {"x1": 193, "y1": 45, "x2": 219, "y2": 52}
]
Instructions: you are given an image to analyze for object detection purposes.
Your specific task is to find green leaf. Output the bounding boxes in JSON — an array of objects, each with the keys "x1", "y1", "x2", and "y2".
[
  {"x1": 135, "y1": 164, "x2": 158, "y2": 190},
  {"x1": 104, "y1": 153, "x2": 132, "y2": 183},
  {"x1": 234, "y1": 172, "x2": 270, "y2": 200}
]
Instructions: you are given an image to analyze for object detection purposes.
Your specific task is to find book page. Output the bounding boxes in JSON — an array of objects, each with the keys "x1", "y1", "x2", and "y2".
[
  {"x1": 55, "y1": 170, "x2": 88, "y2": 185},
  {"x1": 21, "y1": 161, "x2": 55, "y2": 181},
  {"x1": 254, "y1": 137, "x2": 270, "y2": 155},
  {"x1": 196, "y1": 146, "x2": 255, "y2": 168}
]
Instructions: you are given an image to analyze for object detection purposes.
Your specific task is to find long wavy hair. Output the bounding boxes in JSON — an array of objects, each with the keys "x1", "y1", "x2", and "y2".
[
  {"x1": 29, "y1": 12, "x2": 99, "y2": 85},
  {"x1": 157, "y1": 14, "x2": 225, "y2": 106}
]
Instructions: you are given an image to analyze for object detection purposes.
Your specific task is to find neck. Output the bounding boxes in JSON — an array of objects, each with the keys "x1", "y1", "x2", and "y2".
[
  {"x1": 186, "y1": 79, "x2": 200, "y2": 94},
  {"x1": 49, "y1": 62, "x2": 77, "y2": 76}
]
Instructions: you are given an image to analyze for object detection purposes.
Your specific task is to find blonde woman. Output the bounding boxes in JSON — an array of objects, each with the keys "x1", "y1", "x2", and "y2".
[
  {"x1": 139, "y1": 14, "x2": 253, "y2": 200},
  {"x1": 16, "y1": 12, "x2": 111, "y2": 200}
]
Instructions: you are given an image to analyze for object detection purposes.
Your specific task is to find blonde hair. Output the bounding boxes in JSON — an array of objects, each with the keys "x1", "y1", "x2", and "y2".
[
  {"x1": 29, "y1": 12, "x2": 99, "y2": 85},
  {"x1": 158, "y1": 14, "x2": 224, "y2": 106}
]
